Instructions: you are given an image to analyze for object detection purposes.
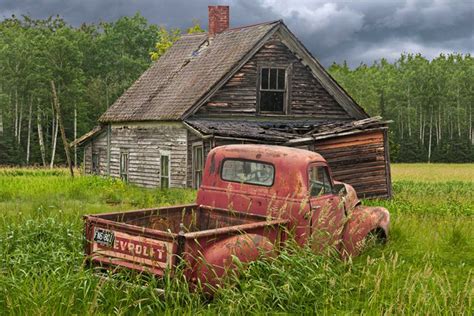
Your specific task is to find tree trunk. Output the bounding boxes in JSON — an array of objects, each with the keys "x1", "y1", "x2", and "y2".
[
  {"x1": 438, "y1": 103, "x2": 442, "y2": 142},
  {"x1": 14, "y1": 88, "x2": 18, "y2": 139},
  {"x1": 428, "y1": 107, "x2": 433, "y2": 163},
  {"x1": 26, "y1": 97, "x2": 33, "y2": 164},
  {"x1": 17, "y1": 100, "x2": 23, "y2": 144},
  {"x1": 51, "y1": 80, "x2": 74, "y2": 177},
  {"x1": 470, "y1": 103, "x2": 473, "y2": 145},
  {"x1": 457, "y1": 88, "x2": 461, "y2": 137},
  {"x1": 419, "y1": 106, "x2": 423, "y2": 142},
  {"x1": 422, "y1": 113, "x2": 426, "y2": 145},
  {"x1": 50, "y1": 109, "x2": 59, "y2": 168},
  {"x1": 37, "y1": 100, "x2": 46, "y2": 167},
  {"x1": 74, "y1": 104, "x2": 77, "y2": 167},
  {"x1": 407, "y1": 87, "x2": 412, "y2": 137}
]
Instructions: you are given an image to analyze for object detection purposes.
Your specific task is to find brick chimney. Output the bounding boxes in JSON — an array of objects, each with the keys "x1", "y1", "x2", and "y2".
[{"x1": 208, "y1": 5, "x2": 229, "y2": 37}]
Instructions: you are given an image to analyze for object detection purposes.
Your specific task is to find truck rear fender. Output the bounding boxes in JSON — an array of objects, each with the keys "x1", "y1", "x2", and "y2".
[
  {"x1": 195, "y1": 234, "x2": 274, "y2": 291},
  {"x1": 341, "y1": 206, "x2": 390, "y2": 258}
]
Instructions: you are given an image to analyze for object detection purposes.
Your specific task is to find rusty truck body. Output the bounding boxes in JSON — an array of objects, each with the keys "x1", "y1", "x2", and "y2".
[{"x1": 84, "y1": 144, "x2": 390, "y2": 289}]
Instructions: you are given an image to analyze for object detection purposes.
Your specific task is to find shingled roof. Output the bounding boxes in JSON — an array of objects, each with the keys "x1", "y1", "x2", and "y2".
[
  {"x1": 184, "y1": 117, "x2": 389, "y2": 144},
  {"x1": 100, "y1": 21, "x2": 280, "y2": 122}
]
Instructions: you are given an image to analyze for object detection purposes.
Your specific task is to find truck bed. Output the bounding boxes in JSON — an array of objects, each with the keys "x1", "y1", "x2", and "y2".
[{"x1": 84, "y1": 204, "x2": 287, "y2": 277}]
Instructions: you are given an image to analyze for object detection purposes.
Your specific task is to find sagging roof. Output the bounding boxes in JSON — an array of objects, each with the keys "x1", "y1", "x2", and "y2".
[
  {"x1": 99, "y1": 20, "x2": 368, "y2": 123},
  {"x1": 69, "y1": 125, "x2": 105, "y2": 147},
  {"x1": 100, "y1": 21, "x2": 280, "y2": 122},
  {"x1": 185, "y1": 117, "x2": 389, "y2": 144}
]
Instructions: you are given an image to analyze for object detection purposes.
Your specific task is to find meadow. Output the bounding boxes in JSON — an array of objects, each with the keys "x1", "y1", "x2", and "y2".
[{"x1": 0, "y1": 165, "x2": 472, "y2": 315}]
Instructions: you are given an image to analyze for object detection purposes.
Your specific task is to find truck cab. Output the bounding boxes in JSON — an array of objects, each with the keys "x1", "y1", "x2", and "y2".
[{"x1": 197, "y1": 144, "x2": 390, "y2": 256}]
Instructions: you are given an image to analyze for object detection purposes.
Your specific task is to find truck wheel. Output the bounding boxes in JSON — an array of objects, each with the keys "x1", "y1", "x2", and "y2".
[{"x1": 363, "y1": 227, "x2": 387, "y2": 249}]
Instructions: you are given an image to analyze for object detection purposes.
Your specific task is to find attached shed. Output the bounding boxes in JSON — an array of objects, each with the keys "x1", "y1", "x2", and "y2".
[{"x1": 74, "y1": 6, "x2": 392, "y2": 199}]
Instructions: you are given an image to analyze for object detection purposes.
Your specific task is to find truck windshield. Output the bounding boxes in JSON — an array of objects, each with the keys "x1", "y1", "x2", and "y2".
[{"x1": 221, "y1": 159, "x2": 274, "y2": 186}]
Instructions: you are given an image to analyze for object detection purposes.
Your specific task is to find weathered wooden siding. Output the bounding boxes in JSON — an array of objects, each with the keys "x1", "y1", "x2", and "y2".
[
  {"x1": 84, "y1": 123, "x2": 188, "y2": 189},
  {"x1": 195, "y1": 131, "x2": 390, "y2": 199},
  {"x1": 83, "y1": 131, "x2": 107, "y2": 175},
  {"x1": 108, "y1": 123, "x2": 188, "y2": 188},
  {"x1": 313, "y1": 130, "x2": 391, "y2": 198},
  {"x1": 194, "y1": 34, "x2": 352, "y2": 120}
]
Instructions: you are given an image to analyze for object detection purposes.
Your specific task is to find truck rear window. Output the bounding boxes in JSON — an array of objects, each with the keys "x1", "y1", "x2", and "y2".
[{"x1": 221, "y1": 159, "x2": 274, "y2": 186}]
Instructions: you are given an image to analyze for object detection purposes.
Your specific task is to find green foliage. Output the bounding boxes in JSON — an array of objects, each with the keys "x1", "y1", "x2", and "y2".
[
  {"x1": 0, "y1": 166, "x2": 472, "y2": 314},
  {"x1": 150, "y1": 21, "x2": 204, "y2": 61},
  {"x1": 329, "y1": 54, "x2": 474, "y2": 162},
  {"x1": 0, "y1": 14, "x2": 196, "y2": 166}
]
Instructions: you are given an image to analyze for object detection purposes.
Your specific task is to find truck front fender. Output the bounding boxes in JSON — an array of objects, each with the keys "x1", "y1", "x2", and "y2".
[
  {"x1": 196, "y1": 234, "x2": 274, "y2": 291},
  {"x1": 341, "y1": 206, "x2": 390, "y2": 258}
]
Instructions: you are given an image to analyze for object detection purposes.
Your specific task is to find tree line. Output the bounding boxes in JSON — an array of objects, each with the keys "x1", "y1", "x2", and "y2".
[
  {"x1": 329, "y1": 55, "x2": 473, "y2": 162},
  {"x1": 0, "y1": 14, "x2": 472, "y2": 165}
]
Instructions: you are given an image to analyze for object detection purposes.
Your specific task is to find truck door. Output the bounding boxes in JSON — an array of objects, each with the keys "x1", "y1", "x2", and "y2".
[{"x1": 308, "y1": 164, "x2": 345, "y2": 252}]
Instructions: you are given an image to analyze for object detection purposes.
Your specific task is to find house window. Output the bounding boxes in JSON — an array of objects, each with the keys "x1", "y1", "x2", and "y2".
[
  {"x1": 160, "y1": 154, "x2": 170, "y2": 189},
  {"x1": 92, "y1": 152, "x2": 99, "y2": 174},
  {"x1": 308, "y1": 165, "x2": 333, "y2": 197},
  {"x1": 192, "y1": 144, "x2": 204, "y2": 189},
  {"x1": 120, "y1": 152, "x2": 129, "y2": 182},
  {"x1": 259, "y1": 67, "x2": 286, "y2": 113}
]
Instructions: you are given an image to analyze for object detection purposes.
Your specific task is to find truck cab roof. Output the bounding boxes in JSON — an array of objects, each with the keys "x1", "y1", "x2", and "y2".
[
  {"x1": 207, "y1": 144, "x2": 327, "y2": 168},
  {"x1": 200, "y1": 144, "x2": 329, "y2": 200}
]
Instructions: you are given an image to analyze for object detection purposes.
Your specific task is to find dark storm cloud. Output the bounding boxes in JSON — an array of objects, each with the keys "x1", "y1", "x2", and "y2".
[{"x1": 1, "y1": 0, "x2": 473, "y2": 66}]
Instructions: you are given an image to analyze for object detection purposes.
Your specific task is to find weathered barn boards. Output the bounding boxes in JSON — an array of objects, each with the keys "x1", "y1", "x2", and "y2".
[{"x1": 73, "y1": 6, "x2": 392, "y2": 198}]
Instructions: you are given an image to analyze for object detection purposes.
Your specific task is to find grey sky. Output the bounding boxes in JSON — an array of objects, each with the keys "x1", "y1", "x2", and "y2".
[{"x1": 1, "y1": 0, "x2": 473, "y2": 67}]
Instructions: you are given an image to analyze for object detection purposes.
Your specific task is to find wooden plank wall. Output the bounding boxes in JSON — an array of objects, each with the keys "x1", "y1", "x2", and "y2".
[
  {"x1": 85, "y1": 123, "x2": 188, "y2": 189},
  {"x1": 109, "y1": 124, "x2": 187, "y2": 188},
  {"x1": 194, "y1": 34, "x2": 352, "y2": 120},
  {"x1": 84, "y1": 143, "x2": 92, "y2": 173},
  {"x1": 313, "y1": 130, "x2": 391, "y2": 198},
  {"x1": 84, "y1": 131, "x2": 107, "y2": 175}
]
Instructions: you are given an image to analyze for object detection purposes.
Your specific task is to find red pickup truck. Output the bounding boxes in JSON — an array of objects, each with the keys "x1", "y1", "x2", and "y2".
[{"x1": 84, "y1": 145, "x2": 389, "y2": 289}]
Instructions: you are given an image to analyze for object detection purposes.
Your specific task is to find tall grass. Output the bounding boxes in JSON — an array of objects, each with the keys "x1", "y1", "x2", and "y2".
[{"x1": 0, "y1": 167, "x2": 472, "y2": 314}]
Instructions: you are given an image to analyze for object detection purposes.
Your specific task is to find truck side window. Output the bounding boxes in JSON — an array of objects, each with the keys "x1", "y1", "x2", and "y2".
[
  {"x1": 309, "y1": 166, "x2": 333, "y2": 197},
  {"x1": 221, "y1": 159, "x2": 274, "y2": 186}
]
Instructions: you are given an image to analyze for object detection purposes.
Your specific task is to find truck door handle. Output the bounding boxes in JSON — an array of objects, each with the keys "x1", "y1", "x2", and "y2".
[{"x1": 313, "y1": 205, "x2": 321, "y2": 210}]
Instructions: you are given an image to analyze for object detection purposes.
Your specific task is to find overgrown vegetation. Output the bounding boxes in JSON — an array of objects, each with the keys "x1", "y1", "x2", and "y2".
[
  {"x1": 0, "y1": 14, "x2": 472, "y2": 166},
  {"x1": 0, "y1": 166, "x2": 472, "y2": 314}
]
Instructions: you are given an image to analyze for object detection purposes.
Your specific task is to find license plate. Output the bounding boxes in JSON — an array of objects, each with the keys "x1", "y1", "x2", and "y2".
[{"x1": 93, "y1": 228, "x2": 115, "y2": 248}]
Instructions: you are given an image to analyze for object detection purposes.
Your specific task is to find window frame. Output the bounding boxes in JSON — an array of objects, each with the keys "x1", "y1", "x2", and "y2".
[
  {"x1": 119, "y1": 151, "x2": 129, "y2": 182},
  {"x1": 307, "y1": 163, "x2": 335, "y2": 197},
  {"x1": 160, "y1": 151, "x2": 171, "y2": 189},
  {"x1": 220, "y1": 158, "x2": 276, "y2": 187},
  {"x1": 257, "y1": 64, "x2": 291, "y2": 115},
  {"x1": 192, "y1": 142, "x2": 204, "y2": 189}
]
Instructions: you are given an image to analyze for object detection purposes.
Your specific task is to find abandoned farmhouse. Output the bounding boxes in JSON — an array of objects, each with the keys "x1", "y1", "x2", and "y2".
[{"x1": 74, "y1": 6, "x2": 392, "y2": 199}]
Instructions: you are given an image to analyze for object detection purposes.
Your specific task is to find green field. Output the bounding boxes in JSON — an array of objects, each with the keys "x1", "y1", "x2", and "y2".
[{"x1": 0, "y1": 165, "x2": 472, "y2": 314}]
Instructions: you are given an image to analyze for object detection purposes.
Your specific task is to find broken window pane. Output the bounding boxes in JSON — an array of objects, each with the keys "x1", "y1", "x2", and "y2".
[
  {"x1": 260, "y1": 91, "x2": 284, "y2": 112},
  {"x1": 277, "y1": 69, "x2": 285, "y2": 90},
  {"x1": 261, "y1": 68, "x2": 269, "y2": 89},
  {"x1": 269, "y1": 68, "x2": 278, "y2": 89}
]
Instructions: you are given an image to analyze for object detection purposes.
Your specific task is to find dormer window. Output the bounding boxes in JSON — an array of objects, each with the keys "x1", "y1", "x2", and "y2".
[{"x1": 258, "y1": 67, "x2": 287, "y2": 113}]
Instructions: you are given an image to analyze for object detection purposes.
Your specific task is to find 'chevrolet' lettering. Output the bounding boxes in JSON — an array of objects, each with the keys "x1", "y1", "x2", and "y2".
[{"x1": 98, "y1": 236, "x2": 166, "y2": 262}]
